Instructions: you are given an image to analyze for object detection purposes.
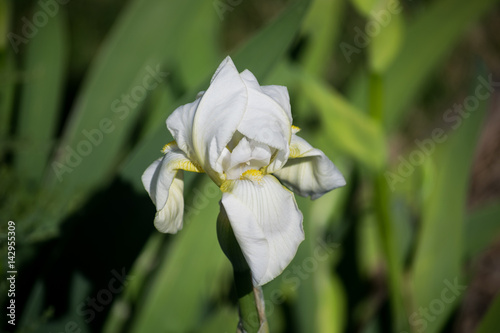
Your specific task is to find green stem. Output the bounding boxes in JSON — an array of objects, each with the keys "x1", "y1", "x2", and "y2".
[
  {"x1": 234, "y1": 269, "x2": 261, "y2": 333},
  {"x1": 369, "y1": 72, "x2": 409, "y2": 333}
]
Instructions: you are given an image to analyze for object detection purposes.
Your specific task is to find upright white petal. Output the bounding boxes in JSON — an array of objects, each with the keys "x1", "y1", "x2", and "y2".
[
  {"x1": 141, "y1": 146, "x2": 199, "y2": 233},
  {"x1": 166, "y1": 95, "x2": 203, "y2": 164},
  {"x1": 221, "y1": 174, "x2": 304, "y2": 286},
  {"x1": 273, "y1": 134, "x2": 346, "y2": 200},
  {"x1": 260, "y1": 85, "x2": 292, "y2": 123},
  {"x1": 237, "y1": 70, "x2": 292, "y2": 172},
  {"x1": 191, "y1": 57, "x2": 248, "y2": 181},
  {"x1": 238, "y1": 70, "x2": 291, "y2": 150}
]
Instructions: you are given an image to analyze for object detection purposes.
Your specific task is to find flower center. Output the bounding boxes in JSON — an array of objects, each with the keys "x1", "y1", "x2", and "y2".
[{"x1": 220, "y1": 136, "x2": 272, "y2": 180}]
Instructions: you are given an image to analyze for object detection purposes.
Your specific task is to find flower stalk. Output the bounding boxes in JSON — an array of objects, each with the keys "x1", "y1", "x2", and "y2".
[{"x1": 217, "y1": 205, "x2": 268, "y2": 333}]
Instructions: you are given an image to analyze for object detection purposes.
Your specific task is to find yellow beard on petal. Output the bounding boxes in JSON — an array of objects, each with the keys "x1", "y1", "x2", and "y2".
[{"x1": 239, "y1": 169, "x2": 264, "y2": 183}]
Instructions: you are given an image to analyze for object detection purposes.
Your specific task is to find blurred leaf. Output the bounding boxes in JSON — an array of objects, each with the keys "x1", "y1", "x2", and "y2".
[
  {"x1": 175, "y1": 0, "x2": 220, "y2": 88},
  {"x1": 289, "y1": 195, "x2": 318, "y2": 332},
  {"x1": 102, "y1": 233, "x2": 164, "y2": 333},
  {"x1": 19, "y1": 273, "x2": 92, "y2": 333},
  {"x1": 317, "y1": 271, "x2": 346, "y2": 333},
  {"x1": 295, "y1": 68, "x2": 386, "y2": 171},
  {"x1": 14, "y1": 11, "x2": 67, "y2": 183},
  {"x1": 0, "y1": 0, "x2": 9, "y2": 51},
  {"x1": 232, "y1": 0, "x2": 311, "y2": 78},
  {"x1": 474, "y1": 291, "x2": 500, "y2": 333},
  {"x1": 369, "y1": 72, "x2": 408, "y2": 332},
  {"x1": 383, "y1": 0, "x2": 497, "y2": 129},
  {"x1": 350, "y1": 0, "x2": 377, "y2": 15},
  {"x1": 357, "y1": 213, "x2": 382, "y2": 277},
  {"x1": 369, "y1": 13, "x2": 403, "y2": 73},
  {"x1": 290, "y1": 192, "x2": 346, "y2": 333},
  {"x1": 198, "y1": 307, "x2": 239, "y2": 333},
  {"x1": 465, "y1": 202, "x2": 500, "y2": 259},
  {"x1": 348, "y1": 0, "x2": 498, "y2": 130},
  {"x1": 300, "y1": 0, "x2": 345, "y2": 77},
  {"x1": 129, "y1": 179, "x2": 230, "y2": 333},
  {"x1": 36, "y1": 0, "x2": 206, "y2": 237},
  {"x1": 0, "y1": 50, "x2": 15, "y2": 152},
  {"x1": 295, "y1": 0, "x2": 346, "y2": 118},
  {"x1": 410, "y1": 71, "x2": 488, "y2": 333},
  {"x1": 350, "y1": 0, "x2": 400, "y2": 18},
  {"x1": 138, "y1": 84, "x2": 176, "y2": 139}
]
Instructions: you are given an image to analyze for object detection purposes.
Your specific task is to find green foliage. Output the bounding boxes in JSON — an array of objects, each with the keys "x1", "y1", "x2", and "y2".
[{"x1": 1, "y1": 0, "x2": 500, "y2": 332}]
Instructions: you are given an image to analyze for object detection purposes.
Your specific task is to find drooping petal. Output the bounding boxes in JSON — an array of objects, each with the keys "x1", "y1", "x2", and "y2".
[
  {"x1": 191, "y1": 57, "x2": 248, "y2": 182},
  {"x1": 237, "y1": 70, "x2": 292, "y2": 171},
  {"x1": 154, "y1": 173, "x2": 184, "y2": 233},
  {"x1": 220, "y1": 174, "x2": 304, "y2": 286},
  {"x1": 141, "y1": 145, "x2": 201, "y2": 233},
  {"x1": 273, "y1": 134, "x2": 346, "y2": 200}
]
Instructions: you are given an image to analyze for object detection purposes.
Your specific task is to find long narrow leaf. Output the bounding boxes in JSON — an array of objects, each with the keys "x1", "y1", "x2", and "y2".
[
  {"x1": 14, "y1": 11, "x2": 67, "y2": 183},
  {"x1": 410, "y1": 70, "x2": 489, "y2": 333}
]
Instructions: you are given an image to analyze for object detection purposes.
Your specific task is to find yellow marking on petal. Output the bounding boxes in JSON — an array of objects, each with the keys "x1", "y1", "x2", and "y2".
[
  {"x1": 220, "y1": 180, "x2": 235, "y2": 193},
  {"x1": 175, "y1": 160, "x2": 204, "y2": 173},
  {"x1": 161, "y1": 141, "x2": 177, "y2": 154},
  {"x1": 291, "y1": 125, "x2": 301, "y2": 134},
  {"x1": 240, "y1": 169, "x2": 264, "y2": 183},
  {"x1": 290, "y1": 144, "x2": 301, "y2": 158}
]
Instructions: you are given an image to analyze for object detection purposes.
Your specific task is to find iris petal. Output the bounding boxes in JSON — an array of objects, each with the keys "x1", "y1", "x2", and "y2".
[
  {"x1": 221, "y1": 175, "x2": 304, "y2": 285},
  {"x1": 273, "y1": 134, "x2": 346, "y2": 199}
]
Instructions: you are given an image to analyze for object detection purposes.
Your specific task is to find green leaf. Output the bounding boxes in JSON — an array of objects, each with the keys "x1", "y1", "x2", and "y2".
[
  {"x1": 295, "y1": 0, "x2": 346, "y2": 118},
  {"x1": 369, "y1": 13, "x2": 403, "y2": 73},
  {"x1": 102, "y1": 233, "x2": 164, "y2": 333},
  {"x1": 231, "y1": 0, "x2": 312, "y2": 78},
  {"x1": 198, "y1": 307, "x2": 239, "y2": 333},
  {"x1": 464, "y1": 202, "x2": 500, "y2": 259},
  {"x1": 316, "y1": 268, "x2": 346, "y2": 333},
  {"x1": 347, "y1": 0, "x2": 498, "y2": 130},
  {"x1": 474, "y1": 292, "x2": 500, "y2": 333},
  {"x1": 382, "y1": 0, "x2": 498, "y2": 129},
  {"x1": 0, "y1": 0, "x2": 9, "y2": 51},
  {"x1": 295, "y1": 69, "x2": 386, "y2": 171},
  {"x1": 410, "y1": 71, "x2": 488, "y2": 333},
  {"x1": 175, "y1": 0, "x2": 220, "y2": 88},
  {"x1": 350, "y1": 0, "x2": 377, "y2": 15},
  {"x1": 35, "y1": 0, "x2": 207, "y2": 236},
  {"x1": 0, "y1": 50, "x2": 16, "y2": 154},
  {"x1": 300, "y1": 0, "x2": 346, "y2": 77},
  {"x1": 14, "y1": 11, "x2": 67, "y2": 183},
  {"x1": 129, "y1": 179, "x2": 231, "y2": 333}
]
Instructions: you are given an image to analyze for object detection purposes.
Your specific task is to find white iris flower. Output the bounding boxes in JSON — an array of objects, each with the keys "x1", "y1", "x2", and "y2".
[{"x1": 142, "y1": 56, "x2": 345, "y2": 286}]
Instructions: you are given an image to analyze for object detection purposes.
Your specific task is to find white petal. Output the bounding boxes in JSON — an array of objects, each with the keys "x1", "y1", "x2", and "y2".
[
  {"x1": 154, "y1": 173, "x2": 184, "y2": 233},
  {"x1": 260, "y1": 85, "x2": 292, "y2": 123},
  {"x1": 141, "y1": 147, "x2": 193, "y2": 209},
  {"x1": 166, "y1": 95, "x2": 203, "y2": 164},
  {"x1": 141, "y1": 146, "x2": 199, "y2": 233},
  {"x1": 221, "y1": 175, "x2": 304, "y2": 286},
  {"x1": 273, "y1": 134, "x2": 346, "y2": 199},
  {"x1": 236, "y1": 70, "x2": 292, "y2": 172},
  {"x1": 191, "y1": 56, "x2": 248, "y2": 180},
  {"x1": 237, "y1": 70, "x2": 292, "y2": 151},
  {"x1": 229, "y1": 137, "x2": 253, "y2": 168}
]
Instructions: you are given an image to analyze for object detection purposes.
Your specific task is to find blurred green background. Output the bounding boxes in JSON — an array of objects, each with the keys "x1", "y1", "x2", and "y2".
[{"x1": 1, "y1": 0, "x2": 500, "y2": 332}]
